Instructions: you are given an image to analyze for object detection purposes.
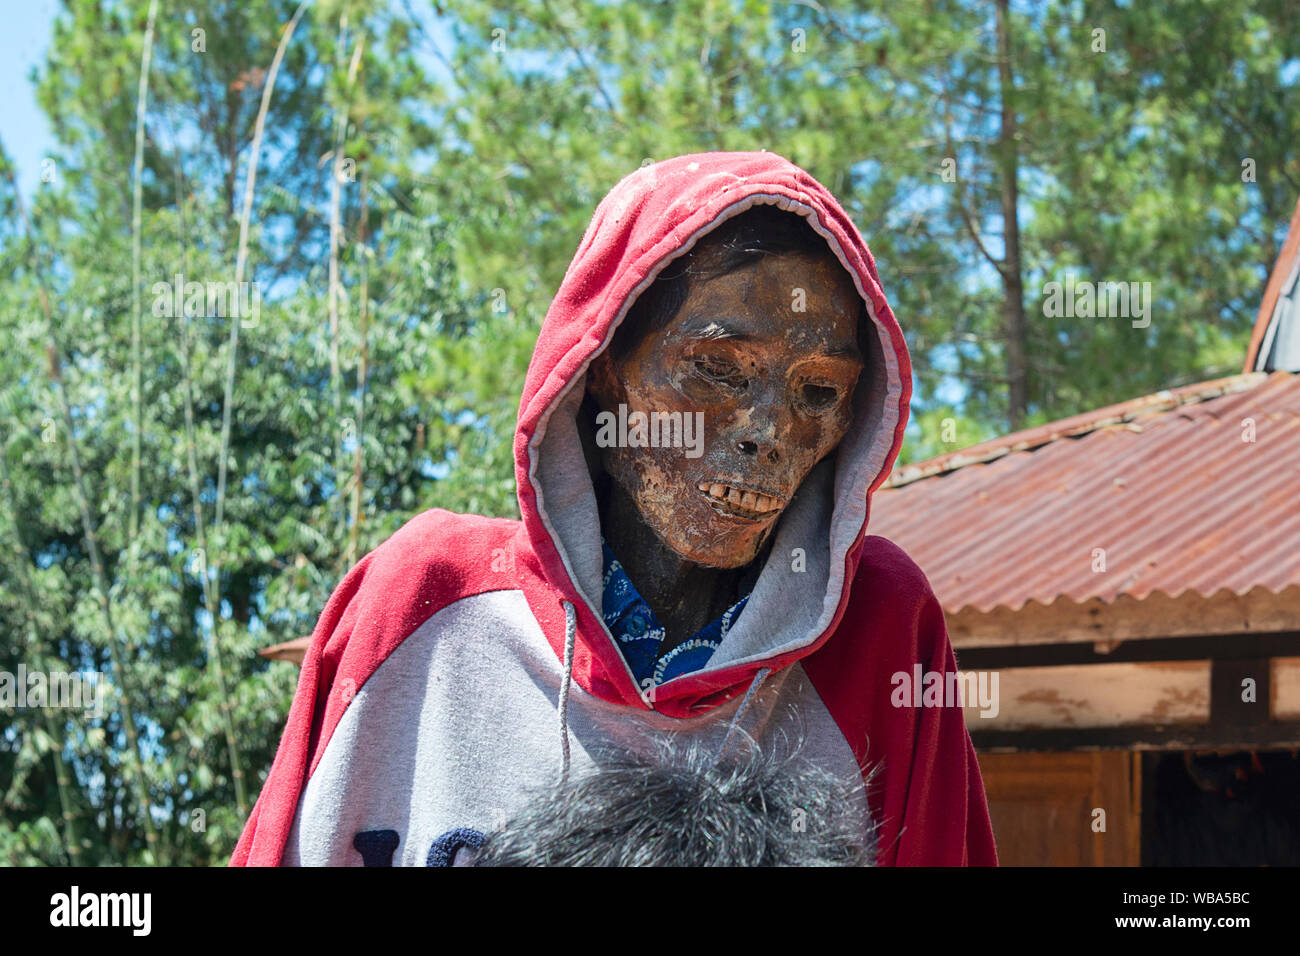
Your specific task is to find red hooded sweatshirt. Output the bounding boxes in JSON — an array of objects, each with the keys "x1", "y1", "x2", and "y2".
[{"x1": 231, "y1": 150, "x2": 998, "y2": 867}]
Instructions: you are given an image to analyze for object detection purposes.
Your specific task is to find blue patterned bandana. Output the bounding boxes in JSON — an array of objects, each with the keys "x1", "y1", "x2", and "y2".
[{"x1": 600, "y1": 538, "x2": 751, "y2": 691}]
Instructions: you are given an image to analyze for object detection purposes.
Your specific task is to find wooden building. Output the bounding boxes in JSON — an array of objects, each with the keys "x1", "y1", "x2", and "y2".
[{"x1": 869, "y1": 198, "x2": 1300, "y2": 865}]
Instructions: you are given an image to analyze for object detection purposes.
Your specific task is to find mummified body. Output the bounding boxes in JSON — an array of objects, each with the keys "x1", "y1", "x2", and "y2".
[{"x1": 233, "y1": 152, "x2": 997, "y2": 867}]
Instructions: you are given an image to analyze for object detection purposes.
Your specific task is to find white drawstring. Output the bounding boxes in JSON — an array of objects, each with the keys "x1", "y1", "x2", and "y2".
[
  {"x1": 558, "y1": 600, "x2": 577, "y2": 782},
  {"x1": 715, "y1": 666, "x2": 772, "y2": 762}
]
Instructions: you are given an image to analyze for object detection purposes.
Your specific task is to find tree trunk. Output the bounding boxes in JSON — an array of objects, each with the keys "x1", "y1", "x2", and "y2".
[{"x1": 996, "y1": 0, "x2": 1029, "y2": 429}]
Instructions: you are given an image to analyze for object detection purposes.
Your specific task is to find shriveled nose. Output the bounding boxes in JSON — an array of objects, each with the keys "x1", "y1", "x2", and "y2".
[
  {"x1": 735, "y1": 439, "x2": 780, "y2": 464},
  {"x1": 731, "y1": 379, "x2": 787, "y2": 464}
]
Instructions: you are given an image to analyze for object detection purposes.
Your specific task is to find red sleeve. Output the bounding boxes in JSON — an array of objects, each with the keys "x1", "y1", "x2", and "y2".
[
  {"x1": 803, "y1": 535, "x2": 999, "y2": 866},
  {"x1": 229, "y1": 509, "x2": 519, "y2": 866},
  {"x1": 892, "y1": 594, "x2": 999, "y2": 865},
  {"x1": 229, "y1": 549, "x2": 376, "y2": 866}
]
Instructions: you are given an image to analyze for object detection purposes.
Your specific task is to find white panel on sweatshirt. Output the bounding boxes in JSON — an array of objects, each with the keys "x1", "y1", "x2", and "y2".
[{"x1": 284, "y1": 589, "x2": 871, "y2": 866}]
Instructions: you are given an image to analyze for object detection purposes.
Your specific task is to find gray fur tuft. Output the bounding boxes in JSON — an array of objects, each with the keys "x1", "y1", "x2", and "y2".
[{"x1": 474, "y1": 728, "x2": 877, "y2": 867}]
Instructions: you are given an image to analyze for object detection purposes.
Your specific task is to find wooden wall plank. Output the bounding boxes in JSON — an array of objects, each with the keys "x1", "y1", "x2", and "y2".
[
  {"x1": 1272, "y1": 657, "x2": 1300, "y2": 719},
  {"x1": 977, "y1": 751, "x2": 1140, "y2": 866},
  {"x1": 961, "y1": 661, "x2": 1209, "y2": 731}
]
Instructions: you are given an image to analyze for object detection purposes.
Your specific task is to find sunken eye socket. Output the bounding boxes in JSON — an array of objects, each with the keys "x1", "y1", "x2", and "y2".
[
  {"x1": 694, "y1": 359, "x2": 749, "y2": 391},
  {"x1": 800, "y1": 383, "x2": 842, "y2": 411},
  {"x1": 692, "y1": 358, "x2": 848, "y2": 410}
]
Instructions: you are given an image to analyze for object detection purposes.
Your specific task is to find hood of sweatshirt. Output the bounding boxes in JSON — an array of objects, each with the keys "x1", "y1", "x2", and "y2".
[{"x1": 515, "y1": 150, "x2": 912, "y2": 718}]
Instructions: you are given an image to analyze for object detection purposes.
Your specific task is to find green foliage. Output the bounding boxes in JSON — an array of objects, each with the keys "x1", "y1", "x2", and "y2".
[
  {"x1": 0, "y1": 0, "x2": 517, "y2": 865},
  {"x1": 1, "y1": 0, "x2": 1295, "y2": 864},
  {"x1": 433, "y1": 0, "x2": 1296, "y2": 452}
]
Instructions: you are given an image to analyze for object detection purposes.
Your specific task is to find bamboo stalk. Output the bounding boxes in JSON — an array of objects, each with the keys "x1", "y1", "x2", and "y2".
[
  {"x1": 171, "y1": 149, "x2": 247, "y2": 850},
  {"x1": 126, "y1": 1, "x2": 162, "y2": 858},
  {"x1": 210, "y1": 0, "x2": 310, "y2": 820},
  {"x1": 346, "y1": 165, "x2": 370, "y2": 568},
  {"x1": 328, "y1": 17, "x2": 348, "y2": 542},
  {"x1": 128, "y1": 0, "x2": 159, "y2": 555},
  {"x1": 329, "y1": 22, "x2": 365, "y2": 552},
  {"x1": 215, "y1": 0, "x2": 310, "y2": 529}
]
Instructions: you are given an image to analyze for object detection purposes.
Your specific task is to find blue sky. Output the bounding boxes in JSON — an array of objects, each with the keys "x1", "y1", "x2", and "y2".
[
  {"x1": 0, "y1": 0, "x2": 57, "y2": 199},
  {"x1": 0, "y1": 2, "x2": 465, "y2": 201}
]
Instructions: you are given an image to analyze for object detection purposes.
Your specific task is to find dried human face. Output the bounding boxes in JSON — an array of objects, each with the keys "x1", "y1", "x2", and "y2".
[{"x1": 588, "y1": 249, "x2": 865, "y2": 569}]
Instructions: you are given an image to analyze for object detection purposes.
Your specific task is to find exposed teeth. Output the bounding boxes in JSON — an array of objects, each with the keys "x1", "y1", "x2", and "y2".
[{"x1": 697, "y1": 482, "x2": 783, "y2": 514}]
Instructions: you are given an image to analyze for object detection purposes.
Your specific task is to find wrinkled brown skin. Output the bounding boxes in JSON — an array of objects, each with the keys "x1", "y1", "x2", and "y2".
[{"x1": 588, "y1": 250, "x2": 864, "y2": 656}]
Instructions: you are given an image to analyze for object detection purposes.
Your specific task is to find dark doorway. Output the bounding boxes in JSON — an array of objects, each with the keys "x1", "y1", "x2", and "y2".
[{"x1": 1143, "y1": 749, "x2": 1300, "y2": 865}]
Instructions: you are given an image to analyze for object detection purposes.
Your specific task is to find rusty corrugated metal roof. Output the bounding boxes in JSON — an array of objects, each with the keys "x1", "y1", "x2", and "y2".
[{"x1": 869, "y1": 371, "x2": 1300, "y2": 615}]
